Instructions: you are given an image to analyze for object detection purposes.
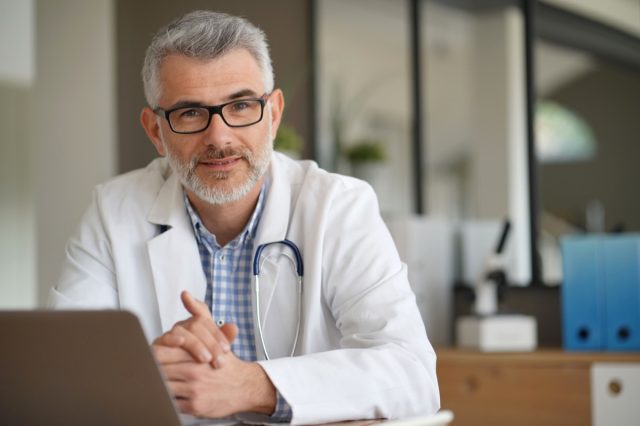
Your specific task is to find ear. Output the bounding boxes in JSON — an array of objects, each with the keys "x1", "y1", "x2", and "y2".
[
  {"x1": 140, "y1": 107, "x2": 166, "y2": 156},
  {"x1": 267, "y1": 89, "x2": 285, "y2": 141}
]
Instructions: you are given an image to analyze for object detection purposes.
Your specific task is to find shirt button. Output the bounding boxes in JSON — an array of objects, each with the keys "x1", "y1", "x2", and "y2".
[
  {"x1": 219, "y1": 254, "x2": 225, "y2": 262},
  {"x1": 216, "y1": 319, "x2": 225, "y2": 326}
]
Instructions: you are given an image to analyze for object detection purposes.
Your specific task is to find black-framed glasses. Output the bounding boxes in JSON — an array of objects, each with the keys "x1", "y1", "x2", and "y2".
[{"x1": 154, "y1": 93, "x2": 269, "y2": 134}]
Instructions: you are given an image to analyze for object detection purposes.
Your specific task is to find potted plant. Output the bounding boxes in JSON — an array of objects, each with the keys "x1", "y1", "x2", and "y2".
[
  {"x1": 344, "y1": 139, "x2": 386, "y2": 188},
  {"x1": 274, "y1": 124, "x2": 303, "y2": 159}
]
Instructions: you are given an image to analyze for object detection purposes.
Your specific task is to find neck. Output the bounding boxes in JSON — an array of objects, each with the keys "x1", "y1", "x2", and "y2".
[{"x1": 186, "y1": 177, "x2": 264, "y2": 247}]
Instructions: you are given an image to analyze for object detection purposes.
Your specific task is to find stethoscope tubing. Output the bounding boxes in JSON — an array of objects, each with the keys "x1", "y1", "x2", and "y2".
[
  {"x1": 253, "y1": 239, "x2": 303, "y2": 360},
  {"x1": 253, "y1": 239, "x2": 303, "y2": 276}
]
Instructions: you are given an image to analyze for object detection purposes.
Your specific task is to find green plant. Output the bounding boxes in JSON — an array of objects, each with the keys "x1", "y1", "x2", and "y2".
[
  {"x1": 345, "y1": 139, "x2": 386, "y2": 164},
  {"x1": 274, "y1": 124, "x2": 303, "y2": 153}
]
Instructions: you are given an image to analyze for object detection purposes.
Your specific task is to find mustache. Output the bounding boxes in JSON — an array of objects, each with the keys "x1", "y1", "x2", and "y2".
[{"x1": 193, "y1": 147, "x2": 252, "y2": 163}]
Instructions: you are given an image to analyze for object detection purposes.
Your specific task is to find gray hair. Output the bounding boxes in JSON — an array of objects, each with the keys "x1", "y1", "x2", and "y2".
[{"x1": 142, "y1": 10, "x2": 274, "y2": 107}]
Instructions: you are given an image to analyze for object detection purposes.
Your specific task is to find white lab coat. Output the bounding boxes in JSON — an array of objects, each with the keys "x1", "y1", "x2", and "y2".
[{"x1": 49, "y1": 153, "x2": 440, "y2": 424}]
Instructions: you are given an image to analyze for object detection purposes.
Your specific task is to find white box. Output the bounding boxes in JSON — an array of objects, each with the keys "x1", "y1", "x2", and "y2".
[{"x1": 456, "y1": 314, "x2": 537, "y2": 352}]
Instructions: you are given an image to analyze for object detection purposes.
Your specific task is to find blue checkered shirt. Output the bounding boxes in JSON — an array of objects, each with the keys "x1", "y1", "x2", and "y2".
[{"x1": 183, "y1": 186, "x2": 292, "y2": 421}]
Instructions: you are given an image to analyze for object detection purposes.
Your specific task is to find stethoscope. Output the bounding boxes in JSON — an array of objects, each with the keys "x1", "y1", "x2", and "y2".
[{"x1": 252, "y1": 239, "x2": 303, "y2": 360}]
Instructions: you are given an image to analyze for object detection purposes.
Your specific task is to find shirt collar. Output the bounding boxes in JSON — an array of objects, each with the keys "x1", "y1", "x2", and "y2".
[{"x1": 183, "y1": 181, "x2": 268, "y2": 249}]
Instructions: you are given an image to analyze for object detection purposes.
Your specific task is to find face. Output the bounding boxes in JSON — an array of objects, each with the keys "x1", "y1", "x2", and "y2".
[{"x1": 141, "y1": 49, "x2": 284, "y2": 205}]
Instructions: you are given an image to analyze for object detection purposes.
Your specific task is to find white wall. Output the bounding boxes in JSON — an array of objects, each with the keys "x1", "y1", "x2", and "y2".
[
  {"x1": 0, "y1": 85, "x2": 36, "y2": 308},
  {"x1": 0, "y1": 0, "x2": 36, "y2": 308},
  {"x1": 1, "y1": 0, "x2": 116, "y2": 308},
  {"x1": 31, "y1": 0, "x2": 117, "y2": 305},
  {"x1": 0, "y1": 0, "x2": 34, "y2": 85}
]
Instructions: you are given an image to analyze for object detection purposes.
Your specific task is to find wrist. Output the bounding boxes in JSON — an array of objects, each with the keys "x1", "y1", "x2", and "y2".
[{"x1": 242, "y1": 362, "x2": 277, "y2": 415}]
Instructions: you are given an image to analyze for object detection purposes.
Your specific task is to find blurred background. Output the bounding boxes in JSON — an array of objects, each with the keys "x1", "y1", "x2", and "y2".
[{"x1": 1, "y1": 0, "x2": 639, "y2": 331}]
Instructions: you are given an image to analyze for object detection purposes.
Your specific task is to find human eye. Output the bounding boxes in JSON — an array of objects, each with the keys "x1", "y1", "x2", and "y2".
[
  {"x1": 229, "y1": 100, "x2": 254, "y2": 113},
  {"x1": 177, "y1": 108, "x2": 204, "y2": 119}
]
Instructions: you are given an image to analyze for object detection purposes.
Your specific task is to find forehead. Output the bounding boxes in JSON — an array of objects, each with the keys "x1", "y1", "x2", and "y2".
[{"x1": 158, "y1": 49, "x2": 265, "y2": 104}]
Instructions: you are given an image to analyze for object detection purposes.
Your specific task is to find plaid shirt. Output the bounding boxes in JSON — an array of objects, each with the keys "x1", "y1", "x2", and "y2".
[{"x1": 184, "y1": 185, "x2": 292, "y2": 421}]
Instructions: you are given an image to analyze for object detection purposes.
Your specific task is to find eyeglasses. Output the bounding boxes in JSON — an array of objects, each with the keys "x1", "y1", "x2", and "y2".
[{"x1": 154, "y1": 93, "x2": 269, "y2": 134}]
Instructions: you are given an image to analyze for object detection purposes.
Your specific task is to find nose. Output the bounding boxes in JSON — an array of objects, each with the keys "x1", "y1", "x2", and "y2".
[{"x1": 201, "y1": 112, "x2": 233, "y2": 148}]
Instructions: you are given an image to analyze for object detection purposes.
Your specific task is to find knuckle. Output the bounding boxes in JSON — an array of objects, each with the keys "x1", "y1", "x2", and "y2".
[
  {"x1": 184, "y1": 318, "x2": 206, "y2": 333},
  {"x1": 152, "y1": 345, "x2": 165, "y2": 358},
  {"x1": 171, "y1": 324, "x2": 186, "y2": 335},
  {"x1": 193, "y1": 316, "x2": 210, "y2": 328}
]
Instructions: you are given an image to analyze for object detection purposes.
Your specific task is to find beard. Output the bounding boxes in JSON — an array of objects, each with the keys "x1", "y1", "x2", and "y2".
[{"x1": 164, "y1": 125, "x2": 273, "y2": 205}]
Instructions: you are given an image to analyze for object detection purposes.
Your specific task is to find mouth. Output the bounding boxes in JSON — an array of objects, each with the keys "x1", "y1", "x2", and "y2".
[{"x1": 198, "y1": 155, "x2": 242, "y2": 171}]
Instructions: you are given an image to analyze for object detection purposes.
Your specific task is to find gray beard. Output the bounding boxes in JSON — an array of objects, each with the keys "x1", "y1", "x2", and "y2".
[{"x1": 164, "y1": 131, "x2": 273, "y2": 206}]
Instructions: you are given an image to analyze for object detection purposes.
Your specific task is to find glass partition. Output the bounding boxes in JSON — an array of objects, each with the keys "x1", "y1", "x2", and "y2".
[
  {"x1": 535, "y1": 39, "x2": 640, "y2": 284},
  {"x1": 316, "y1": 0, "x2": 414, "y2": 215},
  {"x1": 421, "y1": 0, "x2": 532, "y2": 285},
  {"x1": 317, "y1": 0, "x2": 532, "y2": 286}
]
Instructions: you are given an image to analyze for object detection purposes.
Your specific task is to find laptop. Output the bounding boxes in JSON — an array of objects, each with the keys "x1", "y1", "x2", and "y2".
[{"x1": 0, "y1": 310, "x2": 182, "y2": 426}]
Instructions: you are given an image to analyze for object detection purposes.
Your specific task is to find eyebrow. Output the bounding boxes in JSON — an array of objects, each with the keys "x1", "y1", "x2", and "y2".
[
  {"x1": 166, "y1": 89, "x2": 261, "y2": 110},
  {"x1": 226, "y1": 89, "x2": 260, "y2": 100}
]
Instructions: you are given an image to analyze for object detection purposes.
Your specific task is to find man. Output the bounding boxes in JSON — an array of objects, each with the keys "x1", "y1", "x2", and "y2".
[{"x1": 50, "y1": 10, "x2": 439, "y2": 424}]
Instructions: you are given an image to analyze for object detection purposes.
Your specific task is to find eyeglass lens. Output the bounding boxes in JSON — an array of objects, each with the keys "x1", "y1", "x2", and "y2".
[{"x1": 168, "y1": 99, "x2": 263, "y2": 132}]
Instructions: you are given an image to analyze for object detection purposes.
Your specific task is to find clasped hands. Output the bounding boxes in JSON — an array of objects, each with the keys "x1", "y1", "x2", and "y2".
[{"x1": 152, "y1": 291, "x2": 276, "y2": 418}]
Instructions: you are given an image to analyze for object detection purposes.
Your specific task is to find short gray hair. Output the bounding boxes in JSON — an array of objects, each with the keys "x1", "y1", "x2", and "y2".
[{"x1": 142, "y1": 10, "x2": 274, "y2": 107}]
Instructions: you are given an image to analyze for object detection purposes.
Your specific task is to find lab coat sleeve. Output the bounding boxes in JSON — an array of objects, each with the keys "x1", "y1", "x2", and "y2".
[
  {"x1": 48, "y1": 185, "x2": 119, "y2": 309},
  {"x1": 254, "y1": 182, "x2": 440, "y2": 425}
]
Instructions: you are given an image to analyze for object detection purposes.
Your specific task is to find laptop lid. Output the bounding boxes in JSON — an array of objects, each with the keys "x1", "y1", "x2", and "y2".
[{"x1": 0, "y1": 310, "x2": 181, "y2": 426}]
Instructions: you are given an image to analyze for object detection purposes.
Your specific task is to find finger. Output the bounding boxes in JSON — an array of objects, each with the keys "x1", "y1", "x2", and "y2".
[
  {"x1": 174, "y1": 397, "x2": 195, "y2": 415},
  {"x1": 221, "y1": 323, "x2": 238, "y2": 343},
  {"x1": 153, "y1": 345, "x2": 193, "y2": 364},
  {"x1": 162, "y1": 361, "x2": 205, "y2": 382},
  {"x1": 166, "y1": 326, "x2": 213, "y2": 363},
  {"x1": 154, "y1": 332, "x2": 184, "y2": 348},
  {"x1": 185, "y1": 320, "x2": 229, "y2": 362},
  {"x1": 179, "y1": 315, "x2": 232, "y2": 356},
  {"x1": 162, "y1": 363, "x2": 191, "y2": 382},
  {"x1": 205, "y1": 321, "x2": 232, "y2": 353},
  {"x1": 166, "y1": 380, "x2": 193, "y2": 399},
  {"x1": 154, "y1": 330, "x2": 187, "y2": 349},
  {"x1": 181, "y1": 291, "x2": 210, "y2": 318},
  {"x1": 177, "y1": 292, "x2": 233, "y2": 354}
]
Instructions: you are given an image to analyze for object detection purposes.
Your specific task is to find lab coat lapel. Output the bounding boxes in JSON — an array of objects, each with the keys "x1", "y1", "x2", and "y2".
[
  {"x1": 255, "y1": 154, "x2": 292, "y2": 247},
  {"x1": 147, "y1": 172, "x2": 206, "y2": 333}
]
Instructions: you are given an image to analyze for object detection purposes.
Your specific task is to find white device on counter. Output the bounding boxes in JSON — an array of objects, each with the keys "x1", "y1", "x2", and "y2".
[
  {"x1": 456, "y1": 219, "x2": 538, "y2": 352},
  {"x1": 457, "y1": 314, "x2": 537, "y2": 352}
]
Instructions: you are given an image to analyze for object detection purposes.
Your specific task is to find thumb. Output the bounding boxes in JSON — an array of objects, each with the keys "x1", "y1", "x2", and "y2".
[{"x1": 220, "y1": 323, "x2": 238, "y2": 344}]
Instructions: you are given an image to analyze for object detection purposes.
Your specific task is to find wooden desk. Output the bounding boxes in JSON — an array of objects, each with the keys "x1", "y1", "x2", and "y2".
[{"x1": 436, "y1": 348, "x2": 640, "y2": 426}]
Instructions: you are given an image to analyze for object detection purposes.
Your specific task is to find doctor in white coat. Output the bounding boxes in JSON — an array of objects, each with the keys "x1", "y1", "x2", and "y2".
[{"x1": 49, "y1": 10, "x2": 439, "y2": 425}]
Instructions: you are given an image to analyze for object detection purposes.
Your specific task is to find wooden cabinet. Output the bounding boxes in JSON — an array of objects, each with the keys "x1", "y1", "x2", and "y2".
[{"x1": 436, "y1": 348, "x2": 640, "y2": 426}]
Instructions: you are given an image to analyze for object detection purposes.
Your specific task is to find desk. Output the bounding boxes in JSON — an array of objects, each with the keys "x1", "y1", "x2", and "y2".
[{"x1": 436, "y1": 348, "x2": 640, "y2": 425}]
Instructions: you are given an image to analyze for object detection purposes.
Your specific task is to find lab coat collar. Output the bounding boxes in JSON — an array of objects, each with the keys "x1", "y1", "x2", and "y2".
[
  {"x1": 147, "y1": 163, "x2": 185, "y2": 229},
  {"x1": 254, "y1": 153, "x2": 293, "y2": 246},
  {"x1": 146, "y1": 165, "x2": 206, "y2": 332}
]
